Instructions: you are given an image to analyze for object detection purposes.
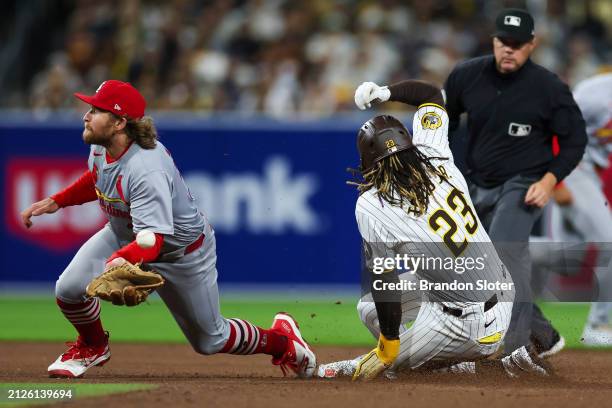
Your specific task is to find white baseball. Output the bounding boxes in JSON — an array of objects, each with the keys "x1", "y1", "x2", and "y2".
[{"x1": 136, "y1": 230, "x2": 156, "y2": 248}]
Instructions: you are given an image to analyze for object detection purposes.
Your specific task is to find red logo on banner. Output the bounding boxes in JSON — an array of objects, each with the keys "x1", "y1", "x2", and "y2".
[{"x1": 6, "y1": 158, "x2": 107, "y2": 252}]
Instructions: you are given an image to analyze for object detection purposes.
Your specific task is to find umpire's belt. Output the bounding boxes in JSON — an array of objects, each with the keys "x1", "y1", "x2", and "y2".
[
  {"x1": 442, "y1": 294, "x2": 498, "y2": 318},
  {"x1": 156, "y1": 233, "x2": 205, "y2": 263}
]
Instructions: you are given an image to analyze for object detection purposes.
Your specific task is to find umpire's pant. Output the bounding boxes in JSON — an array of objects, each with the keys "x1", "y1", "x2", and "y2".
[{"x1": 468, "y1": 174, "x2": 556, "y2": 353}]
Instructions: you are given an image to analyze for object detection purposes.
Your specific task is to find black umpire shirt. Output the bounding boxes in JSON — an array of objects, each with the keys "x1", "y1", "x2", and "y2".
[{"x1": 443, "y1": 55, "x2": 587, "y2": 188}]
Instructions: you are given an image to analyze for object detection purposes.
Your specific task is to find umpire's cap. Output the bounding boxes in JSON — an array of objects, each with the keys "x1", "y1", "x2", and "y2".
[
  {"x1": 357, "y1": 115, "x2": 414, "y2": 172},
  {"x1": 493, "y1": 8, "x2": 535, "y2": 44}
]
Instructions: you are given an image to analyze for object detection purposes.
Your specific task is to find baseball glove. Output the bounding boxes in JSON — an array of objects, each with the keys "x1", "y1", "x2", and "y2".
[{"x1": 86, "y1": 261, "x2": 165, "y2": 306}]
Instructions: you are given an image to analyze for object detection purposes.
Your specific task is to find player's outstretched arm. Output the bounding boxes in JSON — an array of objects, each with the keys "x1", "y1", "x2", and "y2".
[
  {"x1": 21, "y1": 197, "x2": 60, "y2": 228},
  {"x1": 21, "y1": 169, "x2": 98, "y2": 228},
  {"x1": 354, "y1": 80, "x2": 444, "y2": 110},
  {"x1": 388, "y1": 80, "x2": 444, "y2": 107},
  {"x1": 354, "y1": 82, "x2": 391, "y2": 110}
]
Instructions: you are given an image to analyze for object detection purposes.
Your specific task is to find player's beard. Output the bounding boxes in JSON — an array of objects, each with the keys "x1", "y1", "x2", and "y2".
[{"x1": 82, "y1": 124, "x2": 114, "y2": 147}]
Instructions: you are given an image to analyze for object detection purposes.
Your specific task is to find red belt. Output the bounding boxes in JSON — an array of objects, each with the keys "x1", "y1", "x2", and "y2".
[{"x1": 185, "y1": 233, "x2": 205, "y2": 255}]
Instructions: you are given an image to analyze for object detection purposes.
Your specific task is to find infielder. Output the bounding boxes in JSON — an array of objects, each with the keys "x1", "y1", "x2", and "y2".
[
  {"x1": 319, "y1": 79, "x2": 547, "y2": 380},
  {"x1": 20, "y1": 80, "x2": 316, "y2": 378},
  {"x1": 534, "y1": 73, "x2": 612, "y2": 345}
]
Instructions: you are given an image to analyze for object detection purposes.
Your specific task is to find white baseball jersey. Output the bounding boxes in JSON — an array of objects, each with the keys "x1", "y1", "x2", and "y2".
[
  {"x1": 356, "y1": 103, "x2": 512, "y2": 305},
  {"x1": 573, "y1": 73, "x2": 612, "y2": 169},
  {"x1": 353, "y1": 102, "x2": 513, "y2": 370}
]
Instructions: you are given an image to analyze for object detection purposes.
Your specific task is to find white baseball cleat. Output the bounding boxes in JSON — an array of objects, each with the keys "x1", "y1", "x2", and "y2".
[
  {"x1": 501, "y1": 346, "x2": 549, "y2": 378},
  {"x1": 317, "y1": 357, "x2": 360, "y2": 378},
  {"x1": 317, "y1": 356, "x2": 401, "y2": 380},
  {"x1": 270, "y1": 313, "x2": 316, "y2": 378},
  {"x1": 48, "y1": 333, "x2": 111, "y2": 378},
  {"x1": 581, "y1": 324, "x2": 612, "y2": 346}
]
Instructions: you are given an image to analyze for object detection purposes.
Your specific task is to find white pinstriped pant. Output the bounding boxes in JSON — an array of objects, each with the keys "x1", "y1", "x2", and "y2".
[{"x1": 357, "y1": 273, "x2": 513, "y2": 369}]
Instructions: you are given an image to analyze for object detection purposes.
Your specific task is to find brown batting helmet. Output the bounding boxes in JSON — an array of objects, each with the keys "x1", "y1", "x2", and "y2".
[{"x1": 357, "y1": 115, "x2": 414, "y2": 171}]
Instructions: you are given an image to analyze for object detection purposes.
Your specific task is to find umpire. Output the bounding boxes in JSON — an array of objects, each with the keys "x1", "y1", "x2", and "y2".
[{"x1": 443, "y1": 9, "x2": 587, "y2": 356}]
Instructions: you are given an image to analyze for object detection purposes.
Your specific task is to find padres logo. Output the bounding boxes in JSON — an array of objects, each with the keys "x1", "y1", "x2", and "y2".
[{"x1": 421, "y1": 112, "x2": 442, "y2": 130}]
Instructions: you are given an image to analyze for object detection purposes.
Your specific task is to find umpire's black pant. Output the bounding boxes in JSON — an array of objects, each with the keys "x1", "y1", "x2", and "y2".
[{"x1": 468, "y1": 174, "x2": 557, "y2": 354}]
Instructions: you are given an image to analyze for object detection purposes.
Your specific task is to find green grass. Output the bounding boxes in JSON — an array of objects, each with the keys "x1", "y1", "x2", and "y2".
[
  {"x1": 0, "y1": 296, "x2": 372, "y2": 346},
  {"x1": 538, "y1": 302, "x2": 592, "y2": 348},
  {"x1": 0, "y1": 296, "x2": 602, "y2": 348},
  {"x1": 0, "y1": 383, "x2": 155, "y2": 407}
]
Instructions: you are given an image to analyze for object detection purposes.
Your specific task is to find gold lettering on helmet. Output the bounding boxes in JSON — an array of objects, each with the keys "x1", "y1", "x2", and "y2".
[
  {"x1": 421, "y1": 112, "x2": 442, "y2": 130},
  {"x1": 385, "y1": 139, "x2": 396, "y2": 148}
]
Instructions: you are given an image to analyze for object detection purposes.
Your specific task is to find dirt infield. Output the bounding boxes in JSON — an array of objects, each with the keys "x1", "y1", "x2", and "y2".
[{"x1": 1, "y1": 342, "x2": 612, "y2": 408}]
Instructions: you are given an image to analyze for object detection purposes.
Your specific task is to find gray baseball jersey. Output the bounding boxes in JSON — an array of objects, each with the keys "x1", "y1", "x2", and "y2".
[
  {"x1": 573, "y1": 73, "x2": 612, "y2": 168},
  {"x1": 88, "y1": 141, "x2": 205, "y2": 251},
  {"x1": 534, "y1": 74, "x2": 612, "y2": 329},
  {"x1": 56, "y1": 141, "x2": 231, "y2": 355},
  {"x1": 355, "y1": 103, "x2": 513, "y2": 369},
  {"x1": 356, "y1": 103, "x2": 512, "y2": 305}
]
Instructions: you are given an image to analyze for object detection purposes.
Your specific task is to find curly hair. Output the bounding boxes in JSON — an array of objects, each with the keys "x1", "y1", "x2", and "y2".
[
  {"x1": 124, "y1": 116, "x2": 158, "y2": 149},
  {"x1": 349, "y1": 148, "x2": 450, "y2": 216}
]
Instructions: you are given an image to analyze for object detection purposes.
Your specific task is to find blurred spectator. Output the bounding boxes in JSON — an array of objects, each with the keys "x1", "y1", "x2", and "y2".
[{"x1": 3, "y1": 0, "x2": 611, "y2": 117}]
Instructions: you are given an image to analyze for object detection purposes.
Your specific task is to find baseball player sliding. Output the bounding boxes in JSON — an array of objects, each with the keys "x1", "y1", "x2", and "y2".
[
  {"x1": 20, "y1": 80, "x2": 316, "y2": 378},
  {"x1": 319, "y1": 79, "x2": 548, "y2": 380}
]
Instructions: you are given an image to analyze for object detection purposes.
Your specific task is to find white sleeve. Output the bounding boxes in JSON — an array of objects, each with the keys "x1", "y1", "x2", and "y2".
[
  {"x1": 355, "y1": 201, "x2": 396, "y2": 270},
  {"x1": 411, "y1": 103, "x2": 452, "y2": 159},
  {"x1": 356, "y1": 209, "x2": 379, "y2": 243}
]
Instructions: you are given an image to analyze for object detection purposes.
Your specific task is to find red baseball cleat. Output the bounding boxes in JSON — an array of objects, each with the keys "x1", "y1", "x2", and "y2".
[
  {"x1": 270, "y1": 313, "x2": 316, "y2": 378},
  {"x1": 47, "y1": 332, "x2": 111, "y2": 378}
]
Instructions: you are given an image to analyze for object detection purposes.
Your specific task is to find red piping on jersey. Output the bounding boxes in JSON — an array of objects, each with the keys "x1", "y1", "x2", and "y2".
[
  {"x1": 105, "y1": 141, "x2": 134, "y2": 164},
  {"x1": 51, "y1": 170, "x2": 97, "y2": 208},
  {"x1": 107, "y1": 233, "x2": 164, "y2": 265}
]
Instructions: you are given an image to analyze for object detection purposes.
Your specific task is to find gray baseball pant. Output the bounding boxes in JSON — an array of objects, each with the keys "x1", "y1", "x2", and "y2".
[{"x1": 468, "y1": 174, "x2": 554, "y2": 353}]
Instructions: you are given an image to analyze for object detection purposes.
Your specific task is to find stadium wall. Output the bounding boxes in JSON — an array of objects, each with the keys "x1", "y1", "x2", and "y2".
[{"x1": 2, "y1": 112, "x2": 416, "y2": 284}]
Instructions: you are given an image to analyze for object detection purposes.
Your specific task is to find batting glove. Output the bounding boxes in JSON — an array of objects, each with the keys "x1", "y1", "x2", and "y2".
[
  {"x1": 352, "y1": 334, "x2": 400, "y2": 381},
  {"x1": 354, "y1": 82, "x2": 391, "y2": 110}
]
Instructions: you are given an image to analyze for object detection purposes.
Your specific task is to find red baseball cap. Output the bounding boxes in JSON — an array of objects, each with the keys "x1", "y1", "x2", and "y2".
[{"x1": 74, "y1": 80, "x2": 146, "y2": 120}]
